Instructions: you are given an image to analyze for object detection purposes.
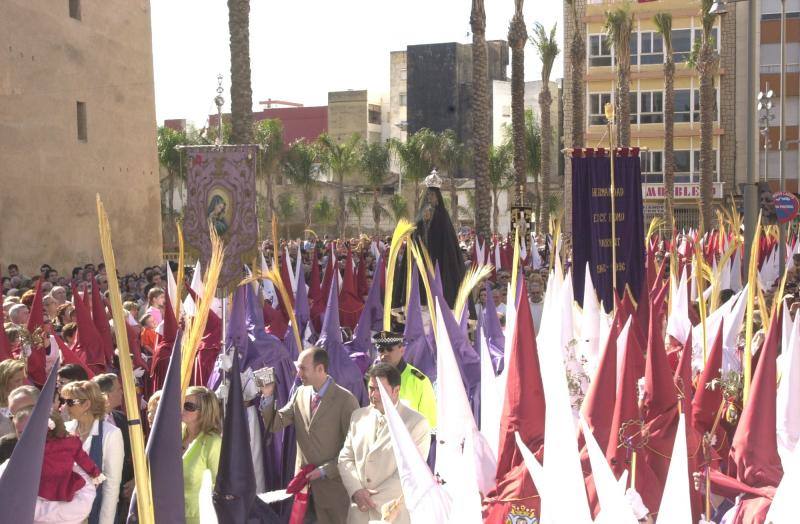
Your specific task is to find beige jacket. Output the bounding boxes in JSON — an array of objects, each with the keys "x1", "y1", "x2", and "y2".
[
  {"x1": 261, "y1": 378, "x2": 359, "y2": 514},
  {"x1": 337, "y1": 403, "x2": 431, "y2": 524}
]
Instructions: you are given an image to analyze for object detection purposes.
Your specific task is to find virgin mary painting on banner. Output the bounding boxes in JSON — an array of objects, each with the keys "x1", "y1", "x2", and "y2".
[{"x1": 183, "y1": 145, "x2": 259, "y2": 290}]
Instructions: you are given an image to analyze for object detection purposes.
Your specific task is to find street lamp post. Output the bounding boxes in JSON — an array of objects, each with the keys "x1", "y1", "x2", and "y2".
[{"x1": 758, "y1": 86, "x2": 775, "y2": 182}]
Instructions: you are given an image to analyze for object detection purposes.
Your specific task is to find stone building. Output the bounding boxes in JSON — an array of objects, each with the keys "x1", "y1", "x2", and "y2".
[
  {"x1": 1, "y1": 0, "x2": 163, "y2": 273},
  {"x1": 562, "y1": 0, "x2": 737, "y2": 232}
]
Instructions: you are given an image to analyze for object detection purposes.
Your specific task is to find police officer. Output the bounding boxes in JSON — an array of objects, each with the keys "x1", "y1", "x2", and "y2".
[{"x1": 372, "y1": 331, "x2": 437, "y2": 428}]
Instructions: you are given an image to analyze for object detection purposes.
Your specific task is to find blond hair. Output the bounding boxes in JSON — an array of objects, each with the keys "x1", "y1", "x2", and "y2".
[
  {"x1": 147, "y1": 390, "x2": 163, "y2": 426},
  {"x1": 61, "y1": 380, "x2": 108, "y2": 420},
  {"x1": 0, "y1": 359, "x2": 26, "y2": 407},
  {"x1": 185, "y1": 386, "x2": 221, "y2": 435}
]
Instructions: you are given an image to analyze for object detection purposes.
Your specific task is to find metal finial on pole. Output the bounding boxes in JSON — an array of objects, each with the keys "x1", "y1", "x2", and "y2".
[{"x1": 214, "y1": 74, "x2": 225, "y2": 146}]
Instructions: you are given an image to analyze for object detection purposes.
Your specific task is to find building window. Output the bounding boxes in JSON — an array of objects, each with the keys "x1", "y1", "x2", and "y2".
[
  {"x1": 589, "y1": 34, "x2": 612, "y2": 67},
  {"x1": 693, "y1": 28, "x2": 719, "y2": 50},
  {"x1": 674, "y1": 150, "x2": 691, "y2": 183},
  {"x1": 672, "y1": 29, "x2": 692, "y2": 63},
  {"x1": 400, "y1": 68, "x2": 407, "y2": 81},
  {"x1": 640, "y1": 32, "x2": 664, "y2": 65},
  {"x1": 693, "y1": 89, "x2": 718, "y2": 122},
  {"x1": 69, "y1": 0, "x2": 81, "y2": 20},
  {"x1": 629, "y1": 32, "x2": 638, "y2": 66},
  {"x1": 368, "y1": 105, "x2": 382, "y2": 125},
  {"x1": 76, "y1": 101, "x2": 87, "y2": 142},
  {"x1": 589, "y1": 93, "x2": 612, "y2": 125},
  {"x1": 629, "y1": 92, "x2": 638, "y2": 124},
  {"x1": 639, "y1": 91, "x2": 664, "y2": 124},
  {"x1": 693, "y1": 150, "x2": 719, "y2": 182},
  {"x1": 675, "y1": 89, "x2": 692, "y2": 122},
  {"x1": 399, "y1": 93, "x2": 407, "y2": 107},
  {"x1": 641, "y1": 150, "x2": 663, "y2": 184}
]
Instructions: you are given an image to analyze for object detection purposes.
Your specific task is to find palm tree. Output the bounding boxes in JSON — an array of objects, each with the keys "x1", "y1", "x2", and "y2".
[
  {"x1": 566, "y1": 0, "x2": 586, "y2": 149},
  {"x1": 523, "y1": 110, "x2": 543, "y2": 231},
  {"x1": 471, "y1": 0, "x2": 492, "y2": 240},
  {"x1": 388, "y1": 194, "x2": 408, "y2": 223},
  {"x1": 312, "y1": 196, "x2": 337, "y2": 235},
  {"x1": 317, "y1": 133, "x2": 363, "y2": 238},
  {"x1": 654, "y1": 13, "x2": 675, "y2": 233},
  {"x1": 695, "y1": 0, "x2": 719, "y2": 229},
  {"x1": 360, "y1": 140, "x2": 391, "y2": 235},
  {"x1": 530, "y1": 22, "x2": 559, "y2": 235},
  {"x1": 488, "y1": 143, "x2": 514, "y2": 233},
  {"x1": 275, "y1": 192, "x2": 297, "y2": 238},
  {"x1": 389, "y1": 131, "x2": 434, "y2": 217},
  {"x1": 283, "y1": 140, "x2": 319, "y2": 229},
  {"x1": 227, "y1": 0, "x2": 253, "y2": 144},
  {"x1": 157, "y1": 126, "x2": 190, "y2": 224},
  {"x1": 508, "y1": 0, "x2": 528, "y2": 193},
  {"x1": 438, "y1": 130, "x2": 468, "y2": 222},
  {"x1": 347, "y1": 195, "x2": 367, "y2": 234},
  {"x1": 605, "y1": 3, "x2": 634, "y2": 146},
  {"x1": 254, "y1": 119, "x2": 284, "y2": 229}
]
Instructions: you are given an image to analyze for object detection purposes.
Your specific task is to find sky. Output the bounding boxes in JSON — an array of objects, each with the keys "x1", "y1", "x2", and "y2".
[{"x1": 150, "y1": 0, "x2": 564, "y2": 127}]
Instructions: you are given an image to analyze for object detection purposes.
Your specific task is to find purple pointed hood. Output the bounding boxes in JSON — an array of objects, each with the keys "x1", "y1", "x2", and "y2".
[
  {"x1": 429, "y1": 263, "x2": 481, "y2": 392},
  {"x1": 130, "y1": 331, "x2": 185, "y2": 522},
  {"x1": 319, "y1": 275, "x2": 368, "y2": 405},
  {"x1": 0, "y1": 357, "x2": 59, "y2": 523},
  {"x1": 403, "y1": 263, "x2": 437, "y2": 381},
  {"x1": 481, "y1": 281, "x2": 505, "y2": 374},
  {"x1": 345, "y1": 255, "x2": 384, "y2": 367}
]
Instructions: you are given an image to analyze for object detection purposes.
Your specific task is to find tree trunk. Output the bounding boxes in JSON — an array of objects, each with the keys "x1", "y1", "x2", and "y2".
[
  {"x1": 373, "y1": 189, "x2": 382, "y2": 236},
  {"x1": 534, "y1": 174, "x2": 542, "y2": 234},
  {"x1": 227, "y1": 0, "x2": 253, "y2": 144},
  {"x1": 539, "y1": 88, "x2": 552, "y2": 235},
  {"x1": 168, "y1": 170, "x2": 175, "y2": 225},
  {"x1": 616, "y1": 29, "x2": 632, "y2": 147},
  {"x1": 304, "y1": 190, "x2": 312, "y2": 230},
  {"x1": 699, "y1": 44, "x2": 716, "y2": 230},
  {"x1": 449, "y1": 177, "x2": 459, "y2": 225},
  {"x1": 570, "y1": 23, "x2": 586, "y2": 148},
  {"x1": 664, "y1": 58, "x2": 675, "y2": 234},
  {"x1": 337, "y1": 173, "x2": 346, "y2": 238},
  {"x1": 509, "y1": 9, "x2": 528, "y2": 192},
  {"x1": 492, "y1": 188, "x2": 500, "y2": 234},
  {"x1": 413, "y1": 179, "x2": 420, "y2": 218},
  {"x1": 471, "y1": 0, "x2": 492, "y2": 240}
]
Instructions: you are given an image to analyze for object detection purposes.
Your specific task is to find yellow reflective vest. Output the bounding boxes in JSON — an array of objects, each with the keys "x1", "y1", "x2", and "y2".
[{"x1": 398, "y1": 360, "x2": 437, "y2": 428}]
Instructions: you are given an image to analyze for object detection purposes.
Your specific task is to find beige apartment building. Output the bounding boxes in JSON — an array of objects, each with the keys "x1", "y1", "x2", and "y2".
[
  {"x1": 563, "y1": 0, "x2": 737, "y2": 230},
  {"x1": 1, "y1": 0, "x2": 163, "y2": 272}
]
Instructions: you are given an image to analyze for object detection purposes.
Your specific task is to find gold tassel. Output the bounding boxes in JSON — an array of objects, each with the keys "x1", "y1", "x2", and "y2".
[
  {"x1": 383, "y1": 220, "x2": 416, "y2": 331},
  {"x1": 96, "y1": 195, "x2": 155, "y2": 524},
  {"x1": 180, "y1": 228, "x2": 225, "y2": 395}
]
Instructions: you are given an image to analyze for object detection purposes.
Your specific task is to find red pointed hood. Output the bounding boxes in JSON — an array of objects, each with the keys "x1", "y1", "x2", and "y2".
[
  {"x1": 90, "y1": 278, "x2": 114, "y2": 365},
  {"x1": 55, "y1": 335, "x2": 95, "y2": 379},
  {"x1": 356, "y1": 249, "x2": 369, "y2": 298},
  {"x1": 26, "y1": 278, "x2": 45, "y2": 334},
  {"x1": 279, "y1": 253, "x2": 295, "y2": 309},
  {"x1": 308, "y1": 248, "x2": 322, "y2": 303},
  {"x1": 483, "y1": 292, "x2": 545, "y2": 521},
  {"x1": 263, "y1": 300, "x2": 288, "y2": 340},
  {"x1": 339, "y1": 248, "x2": 364, "y2": 331},
  {"x1": 645, "y1": 247, "x2": 657, "y2": 295},
  {"x1": 160, "y1": 292, "x2": 178, "y2": 350},
  {"x1": 642, "y1": 296, "x2": 678, "y2": 420},
  {"x1": 320, "y1": 244, "x2": 336, "y2": 308},
  {"x1": 674, "y1": 331, "x2": 695, "y2": 411},
  {"x1": 690, "y1": 323, "x2": 725, "y2": 436},
  {"x1": 125, "y1": 321, "x2": 148, "y2": 371},
  {"x1": 730, "y1": 309, "x2": 784, "y2": 488},
  {"x1": 70, "y1": 283, "x2": 105, "y2": 369}
]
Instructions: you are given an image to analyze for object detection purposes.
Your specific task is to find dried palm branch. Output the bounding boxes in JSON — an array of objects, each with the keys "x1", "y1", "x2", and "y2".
[
  {"x1": 383, "y1": 220, "x2": 416, "y2": 331},
  {"x1": 743, "y1": 212, "x2": 763, "y2": 404},
  {"x1": 455, "y1": 264, "x2": 493, "y2": 322}
]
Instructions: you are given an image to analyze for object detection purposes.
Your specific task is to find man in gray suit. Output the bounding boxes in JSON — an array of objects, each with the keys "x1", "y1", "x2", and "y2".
[
  {"x1": 338, "y1": 363, "x2": 430, "y2": 524},
  {"x1": 260, "y1": 346, "x2": 359, "y2": 524}
]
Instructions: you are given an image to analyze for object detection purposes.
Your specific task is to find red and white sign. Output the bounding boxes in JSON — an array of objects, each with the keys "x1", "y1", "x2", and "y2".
[{"x1": 642, "y1": 182, "x2": 724, "y2": 200}]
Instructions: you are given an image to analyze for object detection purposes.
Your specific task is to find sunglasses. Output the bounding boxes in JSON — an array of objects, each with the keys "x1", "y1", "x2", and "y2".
[
  {"x1": 59, "y1": 397, "x2": 85, "y2": 407},
  {"x1": 183, "y1": 402, "x2": 199, "y2": 412}
]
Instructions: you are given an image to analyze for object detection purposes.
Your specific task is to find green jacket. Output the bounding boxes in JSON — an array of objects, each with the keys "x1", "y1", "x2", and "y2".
[
  {"x1": 182, "y1": 431, "x2": 222, "y2": 524},
  {"x1": 398, "y1": 360, "x2": 437, "y2": 428}
]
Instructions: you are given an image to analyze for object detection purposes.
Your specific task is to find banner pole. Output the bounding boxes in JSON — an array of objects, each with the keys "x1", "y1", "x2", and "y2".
[{"x1": 605, "y1": 102, "x2": 618, "y2": 303}]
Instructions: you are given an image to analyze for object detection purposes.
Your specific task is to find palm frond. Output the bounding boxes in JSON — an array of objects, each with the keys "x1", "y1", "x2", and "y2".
[
  {"x1": 383, "y1": 220, "x2": 416, "y2": 330},
  {"x1": 455, "y1": 263, "x2": 493, "y2": 322}
]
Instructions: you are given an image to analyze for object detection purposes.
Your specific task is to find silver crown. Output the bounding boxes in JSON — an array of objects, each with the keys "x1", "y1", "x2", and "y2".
[{"x1": 424, "y1": 168, "x2": 442, "y2": 188}]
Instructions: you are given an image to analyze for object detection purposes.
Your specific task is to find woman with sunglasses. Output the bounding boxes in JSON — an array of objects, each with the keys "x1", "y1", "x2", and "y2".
[
  {"x1": 182, "y1": 386, "x2": 221, "y2": 524},
  {"x1": 61, "y1": 380, "x2": 124, "y2": 524}
]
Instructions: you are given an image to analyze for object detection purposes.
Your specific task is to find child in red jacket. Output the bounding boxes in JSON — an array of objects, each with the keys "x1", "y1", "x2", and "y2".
[{"x1": 39, "y1": 414, "x2": 105, "y2": 502}]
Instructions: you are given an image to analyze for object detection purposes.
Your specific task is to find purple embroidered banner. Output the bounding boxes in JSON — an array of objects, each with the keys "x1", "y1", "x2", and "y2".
[
  {"x1": 183, "y1": 146, "x2": 258, "y2": 291},
  {"x1": 571, "y1": 148, "x2": 646, "y2": 312}
]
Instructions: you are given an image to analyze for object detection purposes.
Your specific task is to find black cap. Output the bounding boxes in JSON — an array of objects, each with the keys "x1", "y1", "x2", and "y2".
[{"x1": 372, "y1": 330, "x2": 404, "y2": 348}]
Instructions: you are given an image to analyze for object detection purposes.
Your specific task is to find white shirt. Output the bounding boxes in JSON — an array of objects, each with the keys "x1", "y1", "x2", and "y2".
[
  {"x1": 530, "y1": 300, "x2": 544, "y2": 333},
  {"x1": 66, "y1": 419, "x2": 124, "y2": 524}
]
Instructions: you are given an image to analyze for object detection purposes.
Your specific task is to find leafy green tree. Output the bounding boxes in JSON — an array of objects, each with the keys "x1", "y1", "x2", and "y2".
[
  {"x1": 488, "y1": 143, "x2": 514, "y2": 233},
  {"x1": 254, "y1": 119, "x2": 284, "y2": 229},
  {"x1": 388, "y1": 194, "x2": 408, "y2": 223},
  {"x1": 283, "y1": 140, "x2": 319, "y2": 229},
  {"x1": 347, "y1": 194, "x2": 367, "y2": 235},
  {"x1": 318, "y1": 133, "x2": 363, "y2": 238},
  {"x1": 389, "y1": 130, "x2": 434, "y2": 217},
  {"x1": 360, "y1": 140, "x2": 392, "y2": 235},
  {"x1": 312, "y1": 196, "x2": 337, "y2": 235},
  {"x1": 274, "y1": 192, "x2": 297, "y2": 238}
]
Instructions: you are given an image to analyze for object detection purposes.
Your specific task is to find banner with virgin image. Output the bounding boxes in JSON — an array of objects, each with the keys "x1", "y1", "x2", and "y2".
[{"x1": 571, "y1": 148, "x2": 646, "y2": 312}]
